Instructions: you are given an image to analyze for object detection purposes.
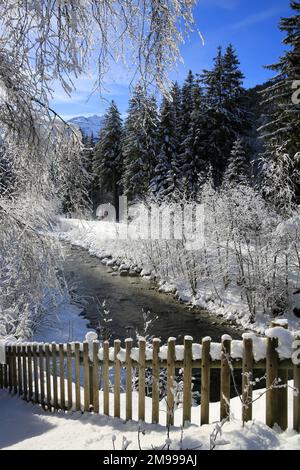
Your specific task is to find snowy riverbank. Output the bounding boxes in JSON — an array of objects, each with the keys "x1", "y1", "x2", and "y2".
[{"x1": 56, "y1": 217, "x2": 300, "y2": 335}]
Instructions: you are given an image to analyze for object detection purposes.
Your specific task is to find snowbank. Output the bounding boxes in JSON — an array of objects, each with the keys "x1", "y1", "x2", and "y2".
[{"x1": 1, "y1": 383, "x2": 300, "y2": 450}]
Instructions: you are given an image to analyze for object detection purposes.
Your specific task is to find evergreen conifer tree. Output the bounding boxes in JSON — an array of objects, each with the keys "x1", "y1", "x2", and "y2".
[
  {"x1": 122, "y1": 85, "x2": 159, "y2": 201},
  {"x1": 150, "y1": 82, "x2": 182, "y2": 199},
  {"x1": 259, "y1": 1, "x2": 300, "y2": 202},
  {"x1": 93, "y1": 101, "x2": 123, "y2": 218},
  {"x1": 224, "y1": 138, "x2": 249, "y2": 184},
  {"x1": 201, "y1": 45, "x2": 248, "y2": 184}
]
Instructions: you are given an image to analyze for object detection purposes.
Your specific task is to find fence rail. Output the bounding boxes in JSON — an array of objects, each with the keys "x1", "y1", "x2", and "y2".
[{"x1": 1, "y1": 326, "x2": 300, "y2": 431}]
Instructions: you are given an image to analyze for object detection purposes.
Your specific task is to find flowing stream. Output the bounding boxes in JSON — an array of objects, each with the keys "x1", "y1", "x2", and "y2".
[
  {"x1": 62, "y1": 244, "x2": 244, "y2": 402},
  {"x1": 63, "y1": 244, "x2": 241, "y2": 344}
]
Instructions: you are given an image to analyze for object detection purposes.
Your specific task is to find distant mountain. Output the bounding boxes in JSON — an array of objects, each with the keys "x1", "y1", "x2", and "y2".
[{"x1": 67, "y1": 114, "x2": 105, "y2": 140}]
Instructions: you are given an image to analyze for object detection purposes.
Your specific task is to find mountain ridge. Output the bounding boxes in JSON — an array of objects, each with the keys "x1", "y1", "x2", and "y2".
[{"x1": 67, "y1": 114, "x2": 104, "y2": 140}]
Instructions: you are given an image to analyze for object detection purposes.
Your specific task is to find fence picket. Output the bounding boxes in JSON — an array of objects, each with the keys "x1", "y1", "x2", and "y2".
[
  {"x1": 152, "y1": 338, "x2": 161, "y2": 424},
  {"x1": 3, "y1": 363, "x2": 8, "y2": 389},
  {"x1": 201, "y1": 337, "x2": 211, "y2": 425},
  {"x1": 125, "y1": 338, "x2": 133, "y2": 421},
  {"x1": 33, "y1": 343, "x2": 39, "y2": 402},
  {"x1": 242, "y1": 337, "x2": 253, "y2": 423},
  {"x1": 21, "y1": 345, "x2": 27, "y2": 400},
  {"x1": 167, "y1": 337, "x2": 176, "y2": 426},
  {"x1": 52, "y1": 343, "x2": 58, "y2": 409},
  {"x1": 67, "y1": 343, "x2": 73, "y2": 410},
  {"x1": 266, "y1": 337, "x2": 279, "y2": 428},
  {"x1": 294, "y1": 333, "x2": 300, "y2": 432},
  {"x1": 93, "y1": 341, "x2": 99, "y2": 414},
  {"x1": 7, "y1": 345, "x2": 12, "y2": 392},
  {"x1": 138, "y1": 338, "x2": 146, "y2": 422},
  {"x1": 220, "y1": 336, "x2": 231, "y2": 421},
  {"x1": 83, "y1": 341, "x2": 90, "y2": 412},
  {"x1": 45, "y1": 344, "x2": 51, "y2": 410},
  {"x1": 59, "y1": 344, "x2": 65, "y2": 410},
  {"x1": 17, "y1": 345, "x2": 22, "y2": 396},
  {"x1": 183, "y1": 336, "x2": 193, "y2": 425},
  {"x1": 74, "y1": 342, "x2": 81, "y2": 411},
  {"x1": 27, "y1": 344, "x2": 33, "y2": 401},
  {"x1": 271, "y1": 321, "x2": 288, "y2": 430},
  {"x1": 12, "y1": 345, "x2": 17, "y2": 394},
  {"x1": 114, "y1": 340, "x2": 121, "y2": 418},
  {"x1": 103, "y1": 341, "x2": 109, "y2": 416},
  {"x1": 39, "y1": 344, "x2": 45, "y2": 408}
]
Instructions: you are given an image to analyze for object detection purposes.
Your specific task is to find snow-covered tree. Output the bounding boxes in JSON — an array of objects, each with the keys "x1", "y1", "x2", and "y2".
[
  {"x1": 181, "y1": 78, "x2": 208, "y2": 197},
  {"x1": 0, "y1": 0, "x2": 197, "y2": 337},
  {"x1": 178, "y1": 71, "x2": 205, "y2": 197},
  {"x1": 150, "y1": 82, "x2": 182, "y2": 199},
  {"x1": 62, "y1": 133, "x2": 92, "y2": 215},
  {"x1": 201, "y1": 45, "x2": 249, "y2": 183},
  {"x1": 224, "y1": 138, "x2": 249, "y2": 185},
  {"x1": 262, "y1": 146, "x2": 300, "y2": 216},
  {"x1": 0, "y1": 142, "x2": 15, "y2": 197},
  {"x1": 259, "y1": 1, "x2": 300, "y2": 204},
  {"x1": 94, "y1": 101, "x2": 123, "y2": 218},
  {"x1": 122, "y1": 86, "x2": 159, "y2": 201}
]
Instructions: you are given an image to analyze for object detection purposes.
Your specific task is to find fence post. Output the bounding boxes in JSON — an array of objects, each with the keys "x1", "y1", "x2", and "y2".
[
  {"x1": 45, "y1": 343, "x2": 51, "y2": 410},
  {"x1": 3, "y1": 361, "x2": 8, "y2": 389},
  {"x1": 22, "y1": 345, "x2": 27, "y2": 401},
  {"x1": 167, "y1": 337, "x2": 176, "y2": 426},
  {"x1": 33, "y1": 343, "x2": 39, "y2": 403},
  {"x1": 59, "y1": 344, "x2": 65, "y2": 410},
  {"x1": 114, "y1": 340, "x2": 121, "y2": 418},
  {"x1": 89, "y1": 362, "x2": 94, "y2": 411},
  {"x1": 266, "y1": 336, "x2": 279, "y2": 428},
  {"x1": 7, "y1": 345, "x2": 12, "y2": 393},
  {"x1": 12, "y1": 344, "x2": 17, "y2": 394},
  {"x1": 293, "y1": 333, "x2": 300, "y2": 432},
  {"x1": 27, "y1": 344, "x2": 33, "y2": 401},
  {"x1": 39, "y1": 344, "x2": 45, "y2": 408},
  {"x1": 83, "y1": 341, "x2": 90, "y2": 412},
  {"x1": 201, "y1": 337, "x2": 211, "y2": 425},
  {"x1": 74, "y1": 342, "x2": 81, "y2": 411},
  {"x1": 17, "y1": 345, "x2": 22, "y2": 396},
  {"x1": 103, "y1": 341, "x2": 110, "y2": 416},
  {"x1": 52, "y1": 343, "x2": 58, "y2": 409},
  {"x1": 93, "y1": 341, "x2": 99, "y2": 414},
  {"x1": 125, "y1": 338, "x2": 133, "y2": 421},
  {"x1": 242, "y1": 337, "x2": 253, "y2": 424},
  {"x1": 183, "y1": 336, "x2": 193, "y2": 425},
  {"x1": 138, "y1": 338, "x2": 146, "y2": 422},
  {"x1": 152, "y1": 338, "x2": 161, "y2": 424},
  {"x1": 270, "y1": 320, "x2": 288, "y2": 431},
  {"x1": 67, "y1": 343, "x2": 73, "y2": 411},
  {"x1": 220, "y1": 335, "x2": 231, "y2": 421}
]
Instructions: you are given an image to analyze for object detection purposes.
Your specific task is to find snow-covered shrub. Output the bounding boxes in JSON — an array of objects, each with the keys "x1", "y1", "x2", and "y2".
[{"x1": 78, "y1": 183, "x2": 300, "y2": 326}]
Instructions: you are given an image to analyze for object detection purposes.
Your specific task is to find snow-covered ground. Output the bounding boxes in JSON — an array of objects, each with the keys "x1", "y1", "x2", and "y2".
[
  {"x1": 33, "y1": 291, "x2": 93, "y2": 344},
  {"x1": 56, "y1": 217, "x2": 300, "y2": 335},
  {"x1": 1, "y1": 384, "x2": 300, "y2": 450}
]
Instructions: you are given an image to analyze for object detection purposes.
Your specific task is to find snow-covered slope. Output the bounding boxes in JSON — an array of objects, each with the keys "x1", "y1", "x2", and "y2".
[{"x1": 67, "y1": 114, "x2": 104, "y2": 139}]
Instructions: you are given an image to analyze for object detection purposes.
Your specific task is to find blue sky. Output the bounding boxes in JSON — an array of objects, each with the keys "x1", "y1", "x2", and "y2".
[{"x1": 51, "y1": 0, "x2": 292, "y2": 120}]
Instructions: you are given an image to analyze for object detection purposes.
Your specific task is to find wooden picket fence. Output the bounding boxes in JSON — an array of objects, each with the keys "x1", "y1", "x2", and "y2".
[{"x1": 0, "y1": 331, "x2": 300, "y2": 431}]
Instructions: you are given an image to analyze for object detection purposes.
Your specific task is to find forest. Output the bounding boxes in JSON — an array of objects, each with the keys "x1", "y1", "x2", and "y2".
[{"x1": 59, "y1": 2, "x2": 300, "y2": 330}]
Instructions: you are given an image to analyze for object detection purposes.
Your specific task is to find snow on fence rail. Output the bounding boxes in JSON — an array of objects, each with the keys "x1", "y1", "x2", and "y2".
[{"x1": 1, "y1": 320, "x2": 300, "y2": 431}]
